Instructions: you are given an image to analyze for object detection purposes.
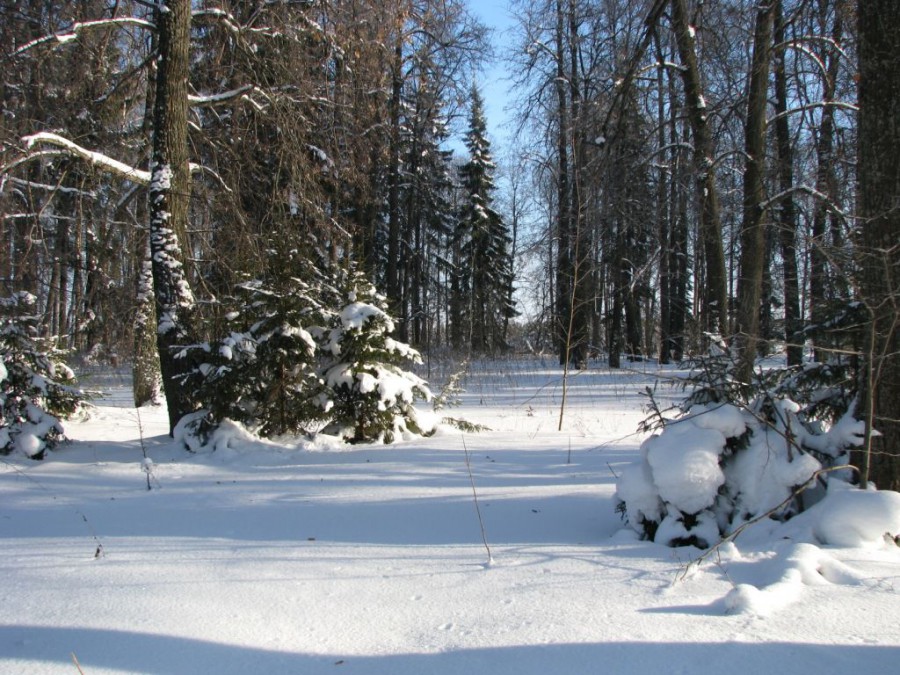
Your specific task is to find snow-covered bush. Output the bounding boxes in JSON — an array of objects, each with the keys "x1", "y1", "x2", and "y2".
[
  {"x1": 617, "y1": 350, "x2": 864, "y2": 548},
  {"x1": 318, "y1": 277, "x2": 432, "y2": 443},
  {"x1": 0, "y1": 292, "x2": 87, "y2": 459}
]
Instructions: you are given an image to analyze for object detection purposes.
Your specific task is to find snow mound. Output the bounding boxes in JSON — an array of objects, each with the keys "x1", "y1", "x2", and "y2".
[
  {"x1": 812, "y1": 488, "x2": 900, "y2": 547},
  {"x1": 723, "y1": 542, "x2": 868, "y2": 616},
  {"x1": 645, "y1": 421, "x2": 727, "y2": 515}
]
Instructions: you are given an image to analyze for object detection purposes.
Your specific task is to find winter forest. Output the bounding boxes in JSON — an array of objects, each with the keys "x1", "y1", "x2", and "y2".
[
  {"x1": 2, "y1": 0, "x2": 898, "y2": 483},
  {"x1": 2, "y1": 0, "x2": 900, "y2": 671}
]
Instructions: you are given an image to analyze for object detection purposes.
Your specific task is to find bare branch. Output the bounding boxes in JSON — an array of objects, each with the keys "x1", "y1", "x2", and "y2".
[{"x1": 767, "y1": 100, "x2": 858, "y2": 125}]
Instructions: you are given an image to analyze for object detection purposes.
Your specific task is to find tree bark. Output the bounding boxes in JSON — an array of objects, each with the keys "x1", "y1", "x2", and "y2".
[
  {"x1": 149, "y1": 0, "x2": 197, "y2": 434},
  {"x1": 855, "y1": 0, "x2": 900, "y2": 490},
  {"x1": 734, "y1": 2, "x2": 774, "y2": 385},
  {"x1": 670, "y1": 0, "x2": 729, "y2": 340}
]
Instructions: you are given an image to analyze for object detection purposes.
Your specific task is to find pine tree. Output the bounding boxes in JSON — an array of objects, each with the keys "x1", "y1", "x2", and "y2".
[{"x1": 454, "y1": 85, "x2": 516, "y2": 354}]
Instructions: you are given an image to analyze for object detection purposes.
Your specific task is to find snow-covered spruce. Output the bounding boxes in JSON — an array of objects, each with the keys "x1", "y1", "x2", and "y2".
[
  {"x1": 180, "y1": 247, "x2": 326, "y2": 442},
  {"x1": 616, "y1": 399, "x2": 864, "y2": 548},
  {"x1": 180, "y1": 248, "x2": 433, "y2": 448},
  {"x1": 0, "y1": 292, "x2": 87, "y2": 459},
  {"x1": 317, "y1": 281, "x2": 433, "y2": 444}
]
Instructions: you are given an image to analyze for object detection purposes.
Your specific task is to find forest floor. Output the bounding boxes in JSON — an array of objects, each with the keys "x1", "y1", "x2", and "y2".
[{"x1": 1, "y1": 357, "x2": 898, "y2": 674}]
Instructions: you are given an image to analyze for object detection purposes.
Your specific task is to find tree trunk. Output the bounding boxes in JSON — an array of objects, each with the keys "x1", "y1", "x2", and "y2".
[
  {"x1": 569, "y1": 0, "x2": 590, "y2": 369},
  {"x1": 734, "y1": 2, "x2": 774, "y2": 385},
  {"x1": 386, "y1": 17, "x2": 404, "y2": 310},
  {"x1": 855, "y1": 0, "x2": 900, "y2": 490},
  {"x1": 772, "y1": 0, "x2": 802, "y2": 367},
  {"x1": 133, "y1": 233, "x2": 161, "y2": 407},
  {"x1": 555, "y1": 0, "x2": 572, "y2": 366},
  {"x1": 149, "y1": 0, "x2": 197, "y2": 435},
  {"x1": 655, "y1": 32, "x2": 671, "y2": 364},
  {"x1": 670, "y1": 0, "x2": 729, "y2": 340},
  {"x1": 809, "y1": 2, "x2": 844, "y2": 362}
]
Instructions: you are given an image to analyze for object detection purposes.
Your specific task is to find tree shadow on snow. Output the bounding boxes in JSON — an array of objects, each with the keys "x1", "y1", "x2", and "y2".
[{"x1": 1, "y1": 625, "x2": 896, "y2": 675}]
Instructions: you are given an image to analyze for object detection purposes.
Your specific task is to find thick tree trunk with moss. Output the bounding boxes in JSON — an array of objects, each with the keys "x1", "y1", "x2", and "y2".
[
  {"x1": 855, "y1": 0, "x2": 900, "y2": 491},
  {"x1": 149, "y1": 0, "x2": 196, "y2": 434}
]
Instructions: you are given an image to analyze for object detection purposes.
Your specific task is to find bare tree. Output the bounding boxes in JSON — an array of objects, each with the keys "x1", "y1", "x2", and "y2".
[
  {"x1": 734, "y1": 2, "x2": 775, "y2": 384},
  {"x1": 670, "y1": 0, "x2": 729, "y2": 340}
]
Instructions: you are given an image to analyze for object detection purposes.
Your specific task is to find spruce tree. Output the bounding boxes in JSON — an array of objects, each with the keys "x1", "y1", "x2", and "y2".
[
  {"x1": 455, "y1": 85, "x2": 516, "y2": 354},
  {"x1": 0, "y1": 293, "x2": 87, "y2": 458},
  {"x1": 320, "y1": 268, "x2": 431, "y2": 444},
  {"x1": 184, "y1": 241, "x2": 326, "y2": 439}
]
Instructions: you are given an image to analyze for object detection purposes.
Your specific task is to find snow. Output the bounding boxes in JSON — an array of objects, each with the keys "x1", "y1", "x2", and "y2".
[
  {"x1": 813, "y1": 488, "x2": 900, "y2": 547},
  {"x1": 1, "y1": 361, "x2": 899, "y2": 674},
  {"x1": 644, "y1": 421, "x2": 727, "y2": 514},
  {"x1": 339, "y1": 301, "x2": 393, "y2": 332}
]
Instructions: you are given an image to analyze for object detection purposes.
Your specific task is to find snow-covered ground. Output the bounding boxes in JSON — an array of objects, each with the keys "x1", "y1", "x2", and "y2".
[{"x1": 2, "y1": 359, "x2": 898, "y2": 674}]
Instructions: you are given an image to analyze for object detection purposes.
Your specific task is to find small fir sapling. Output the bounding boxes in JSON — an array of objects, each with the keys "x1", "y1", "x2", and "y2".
[
  {"x1": 0, "y1": 292, "x2": 88, "y2": 458},
  {"x1": 181, "y1": 245, "x2": 434, "y2": 446},
  {"x1": 182, "y1": 244, "x2": 326, "y2": 440},
  {"x1": 317, "y1": 270, "x2": 432, "y2": 444}
]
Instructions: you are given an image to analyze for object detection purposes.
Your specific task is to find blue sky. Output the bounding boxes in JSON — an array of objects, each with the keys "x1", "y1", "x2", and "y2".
[{"x1": 464, "y1": 0, "x2": 517, "y2": 152}]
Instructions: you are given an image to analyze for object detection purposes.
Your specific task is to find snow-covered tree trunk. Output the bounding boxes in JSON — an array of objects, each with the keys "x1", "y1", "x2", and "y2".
[
  {"x1": 149, "y1": 0, "x2": 196, "y2": 434},
  {"x1": 133, "y1": 233, "x2": 161, "y2": 408}
]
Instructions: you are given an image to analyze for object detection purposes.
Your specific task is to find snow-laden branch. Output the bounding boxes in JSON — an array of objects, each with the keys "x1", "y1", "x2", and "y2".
[
  {"x1": 11, "y1": 133, "x2": 212, "y2": 189},
  {"x1": 11, "y1": 17, "x2": 155, "y2": 57},
  {"x1": 189, "y1": 85, "x2": 271, "y2": 112},
  {"x1": 760, "y1": 183, "x2": 850, "y2": 220},
  {"x1": 192, "y1": 8, "x2": 242, "y2": 34},
  {"x1": 4, "y1": 176, "x2": 98, "y2": 198},
  {"x1": 774, "y1": 35, "x2": 851, "y2": 65},
  {"x1": 20, "y1": 132, "x2": 151, "y2": 184},
  {"x1": 193, "y1": 6, "x2": 325, "y2": 41}
]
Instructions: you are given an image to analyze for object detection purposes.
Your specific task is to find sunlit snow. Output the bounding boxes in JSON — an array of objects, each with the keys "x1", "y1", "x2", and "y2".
[{"x1": 1, "y1": 360, "x2": 898, "y2": 674}]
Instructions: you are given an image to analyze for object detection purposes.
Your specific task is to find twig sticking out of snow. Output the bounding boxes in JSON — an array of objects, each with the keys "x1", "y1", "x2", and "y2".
[
  {"x1": 463, "y1": 436, "x2": 494, "y2": 566},
  {"x1": 1, "y1": 458, "x2": 105, "y2": 557},
  {"x1": 135, "y1": 407, "x2": 158, "y2": 491}
]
